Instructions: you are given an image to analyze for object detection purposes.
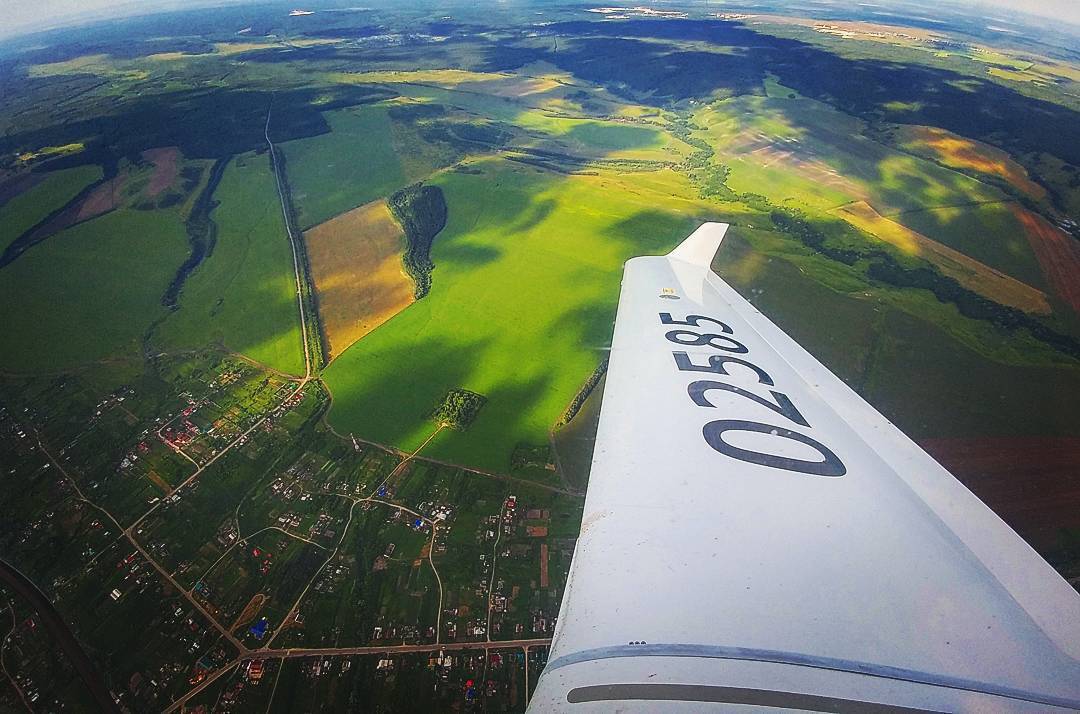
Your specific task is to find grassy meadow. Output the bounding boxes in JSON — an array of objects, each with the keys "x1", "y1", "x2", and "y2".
[
  {"x1": 363, "y1": 78, "x2": 689, "y2": 162},
  {"x1": 892, "y1": 202, "x2": 1045, "y2": 288},
  {"x1": 0, "y1": 165, "x2": 102, "y2": 251},
  {"x1": 696, "y1": 93, "x2": 1009, "y2": 213},
  {"x1": 0, "y1": 208, "x2": 188, "y2": 372},
  {"x1": 322, "y1": 159, "x2": 713, "y2": 472},
  {"x1": 155, "y1": 152, "x2": 305, "y2": 375},
  {"x1": 833, "y1": 200, "x2": 1050, "y2": 313},
  {"x1": 2, "y1": 10, "x2": 1078, "y2": 471},
  {"x1": 282, "y1": 105, "x2": 409, "y2": 229},
  {"x1": 892, "y1": 125, "x2": 1046, "y2": 201}
]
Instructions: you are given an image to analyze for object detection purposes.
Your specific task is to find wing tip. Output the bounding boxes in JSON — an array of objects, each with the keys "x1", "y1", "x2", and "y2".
[{"x1": 667, "y1": 222, "x2": 729, "y2": 267}]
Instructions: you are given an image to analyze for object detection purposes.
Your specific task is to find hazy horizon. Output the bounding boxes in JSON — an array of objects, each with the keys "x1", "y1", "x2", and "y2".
[{"x1": 3, "y1": 0, "x2": 1080, "y2": 41}]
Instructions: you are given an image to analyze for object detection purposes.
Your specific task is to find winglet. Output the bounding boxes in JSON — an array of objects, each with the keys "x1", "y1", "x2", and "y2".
[{"x1": 666, "y1": 222, "x2": 729, "y2": 267}]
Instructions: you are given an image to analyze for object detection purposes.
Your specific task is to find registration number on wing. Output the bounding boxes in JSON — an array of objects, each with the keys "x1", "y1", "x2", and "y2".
[{"x1": 660, "y1": 312, "x2": 846, "y2": 477}]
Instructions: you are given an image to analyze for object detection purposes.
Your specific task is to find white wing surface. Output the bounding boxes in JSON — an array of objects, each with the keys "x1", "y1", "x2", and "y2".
[{"x1": 528, "y1": 223, "x2": 1080, "y2": 712}]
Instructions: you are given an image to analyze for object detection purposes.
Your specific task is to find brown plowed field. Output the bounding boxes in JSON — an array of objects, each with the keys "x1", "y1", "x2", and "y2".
[
  {"x1": 304, "y1": 199, "x2": 414, "y2": 360},
  {"x1": 142, "y1": 146, "x2": 181, "y2": 198},
  {"x1": 76, "y1": 174, "x2": 125, "y2": 221},
  {"x1": 921, "y1": 436, "x2": 1080, "y2": 551},
  {"x1": 1011, "y1": 205, "x2": 1080, "y2": 316}
]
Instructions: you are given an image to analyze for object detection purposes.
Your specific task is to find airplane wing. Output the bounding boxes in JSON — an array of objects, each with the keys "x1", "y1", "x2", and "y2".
[{"x1": 528, "y1": 223, "x2": 1080, "y2": 712}]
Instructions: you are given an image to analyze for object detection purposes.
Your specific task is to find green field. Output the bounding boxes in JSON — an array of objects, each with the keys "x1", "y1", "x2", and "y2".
[
  {"x1": 863, "y1": 308, "x2": 1080, "y2": 439},
  {"x1": 713, "y1": 228, "x2": 1080, "y2": 440},
  {"x1": 725, "y1": 156, "x2": 853, "y2": 212},
  {"x1": 0, "y1": 207, "x2": 187, "y2": 373},
  {"x1": 0, "y1": 165, "x2": 102, "y2": 251},
  {"x1": 380, "y1": 82, "x2": 686, "y2": 162},
  {"x1": 890, "y1": 202, "x2": 1045, "y2": 288},
  {"x1": 5, "y1": 7, "x2": 1080, "y2": 710},
  {"x1": 282, "y1": 105, "x2": 413, "y2": 229},
  {"x1": 695, "y1": 93, "x2": 1008, "y2": 216},
  {"x1": 156, "y1": 152, "x2": 305, "y2": 375},
  {"x1": 323, "y1": 159, "x2": 711, "y2": 472},
  {"x1": 712, "y1": 229, "x2": 879, "y2": 381}
]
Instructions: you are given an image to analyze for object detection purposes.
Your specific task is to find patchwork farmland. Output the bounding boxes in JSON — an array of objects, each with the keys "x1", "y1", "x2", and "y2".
[
  {"x1": 2, "y1": 4, "x2": 1080, "y2": 708},
  {"x1": 305, "y1": 199, "x2": 414, "y2": 360}
]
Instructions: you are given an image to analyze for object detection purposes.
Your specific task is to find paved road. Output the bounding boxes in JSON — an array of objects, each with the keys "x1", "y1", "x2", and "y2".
[
  {"x1": 0, "y1": 558, "x2": 120, "y2": 713},
  {"x1": 34, "y1": 431, "x2": 249, "y2": 654},
  {"x1": 265, "y1": 99, "x2": 314, "y2": 380},
  {"x1": 261, "y1": 637, "x2": 552, "y2": 660},
  {"x1": 164, "y1": 637, "x2": 552, "y2": 712}
]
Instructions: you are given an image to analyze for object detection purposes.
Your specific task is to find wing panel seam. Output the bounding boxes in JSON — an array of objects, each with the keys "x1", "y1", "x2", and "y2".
[{"x1": 543, "y1": 643, "x2": 1080, "y2": 710}]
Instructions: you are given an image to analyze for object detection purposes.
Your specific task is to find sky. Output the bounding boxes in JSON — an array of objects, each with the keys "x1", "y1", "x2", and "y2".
[{"x1": 3, "y1": 0, "x2": 1079, "y2": 40}]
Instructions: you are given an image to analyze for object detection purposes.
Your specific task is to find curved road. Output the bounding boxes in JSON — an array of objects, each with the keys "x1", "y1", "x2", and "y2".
[{"x1": 0, "y1": 557, "x2": 119, "y2": 713}]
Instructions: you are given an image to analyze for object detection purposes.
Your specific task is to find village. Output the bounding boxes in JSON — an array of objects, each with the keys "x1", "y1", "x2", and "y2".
[{"x1": 0, "y1": 348, "x2": 581, "y2": 711}]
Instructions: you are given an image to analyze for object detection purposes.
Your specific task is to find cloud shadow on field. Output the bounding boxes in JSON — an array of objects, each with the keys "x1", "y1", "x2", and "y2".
[
  {"x1": 602, "y1": 209, "x2": 705, "y2": 256},
  {"x1": 507, "y1": 196, "x2": 557, "y2": 235},
  {"x1": 548, "y1": 302, "x2": 617, "y2": 355},
  {"x1": 436, "y1": 241, "x2": 501, "y2": 269},
  {"x1": 430, "y1": 370, "x2": 560, "y2": 474},
  {"x1": 325, "y1": 331, "x2": 493, "y2": 452}
]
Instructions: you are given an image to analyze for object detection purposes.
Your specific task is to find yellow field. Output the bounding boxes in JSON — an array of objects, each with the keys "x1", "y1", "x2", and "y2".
[
  {"x1": 305, "y1": 200, "x2": 414, "y2": 360},
  {"x1": 987, "y1": 67, "x2": 1039, "y2": 83},
  {"x1": 29, "y1": 54, "x2": 148, "y2": 80},
  {"x1": 17, "y1": 143, "x2": 85, "y2": 164},
  {"x1": 459, "y1": 75, "x2": 562, "y2": 97},
  {"x1": 894, "y1": 125, "x2": 1046, "y2": 200},
  {"x1": 834, "y1": 201, "x2": 1050, "y2": 314},
  {"x1": 746, "y1": 15, "x2": 944, "y2": 45},
  {"x1": 329, "y1": 69, "x2": 506, "y2": 86}
]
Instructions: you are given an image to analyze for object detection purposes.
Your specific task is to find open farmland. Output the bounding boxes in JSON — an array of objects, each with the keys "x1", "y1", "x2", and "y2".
[
  {"x1": 141, "y1": 146, "x2": 182, "y2": 197},
  {"x1": 323, "y1": 159, "x2": 711, "y2": 473},
  {"x1": 892, "y1": 125, "x2": 1047, "y2": 201},
  {"x1": 0, "y1": 208, "x2": 188, "y2": 373},
  {"x1": 332, "y1": 66, "x2": 689, "y2": 161},
  {"x1": 893, "y1": 202, "x2": 1046, "y2": 288},
  {"x1": 722, "y1": 233, "x2": 1080, "y2": 434},
  {"x1": 834, "y1": 200, "x2": 1050, "y2": 313},
  {"x1": 0, "y1": 164, "x2": 102, "y2": 252},
  {"x1": 4, "y1": 152, "x2": 208, "y2": 269},
  {"x1": 2, "y1": 4, "x2": 1080, "y2": 709},
  {"x1": 282, "y1": 104, "x2": 451, "y2": 230},
  {"x1": 305, "y1": 199, "x2": 414, "y2": 360},
  {"x1": 693, "y1": 93, "x2": 1005, "y2": 214},
  {"x1": 922, "y1": 437, "x2": 1080, "y2": 552},
  {"x1": 1010, "y1": 205, "x2": 1080, "y2": 316},
  {"x1": 860, "y1": 307, "x2": 1080, "y2": 439},
  {"x1": 156, "y1": 152, "x2": 305, "y2": 375}
]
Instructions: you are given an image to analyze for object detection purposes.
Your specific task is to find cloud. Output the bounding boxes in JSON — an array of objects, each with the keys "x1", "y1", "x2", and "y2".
[{"x1": 958, "y1": 0, "x2": 1080, "y2": 25}]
